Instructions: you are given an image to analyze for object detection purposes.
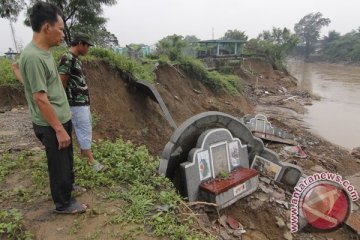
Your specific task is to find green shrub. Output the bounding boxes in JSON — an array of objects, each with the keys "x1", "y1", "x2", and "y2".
[
  {"x1": 2, "y1": 139, "x2": 211, "y2": 239},
  {"x1": 88, "y1": 48, "x2": 155, "y2": 83},
  {"x1": 0, "y1": 58, "x2": 19, "y2": 86},
  {"x1": 158, "y1": 55, "x2": 170, "y2": 66},
  {"x1": 73, "y1": 139, "x2": 210, "y2": 239},
  {"x1": 178, "y1": 57, "x2": 208, "y2": 80},
  {"x1": 0, "y1": 209, "x2": 33, "y2": 240},
  {"x1": 178, "y1": 57, "x2": 243, "y2": 95},
  {"x1": 51, "y1": 45, "x2": 67, "y2": 62}
]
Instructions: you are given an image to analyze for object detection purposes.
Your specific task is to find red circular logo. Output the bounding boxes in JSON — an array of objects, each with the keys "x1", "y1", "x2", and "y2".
[{"x1": 301, "y1": 183, "x2": 350, "y2": 230}]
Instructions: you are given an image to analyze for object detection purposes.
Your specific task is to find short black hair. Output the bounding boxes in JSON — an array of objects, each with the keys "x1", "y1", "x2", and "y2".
[
  {"x1": 70, "y1": 40, "x2": 82, "y2": 47},
  {"x1": 30, "y1": 1, "x2": 64, "y2": 32}
]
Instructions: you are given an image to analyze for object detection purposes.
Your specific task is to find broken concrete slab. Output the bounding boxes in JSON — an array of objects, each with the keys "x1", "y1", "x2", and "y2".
[
  {"x1": 283, "y1": 145, "x2": 307, "y2": 159},
  {"x1": 242, "y1": 113, "x2": 298, "y2": 145},
  {"x1": 346, "y1": 211, "x2": 360, "y2": 235},
  {"x1": 350, "y1": 147, "x2": 360, "y2": 159},
  {"x1": 275, "y1": 216, "x2": 286, "y2": 228},
  {"x1": 310, "y1": 165, "x2": 328, "y2": 173}
]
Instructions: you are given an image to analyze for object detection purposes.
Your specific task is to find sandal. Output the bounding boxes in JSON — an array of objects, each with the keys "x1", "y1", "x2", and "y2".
[
  {"x1": 54, "y1": 201, "x2": 87, "y2": 214},
  {"x1": 72, "y1": 184, "x2": 87, "y2": 193},
  {"x1": 89, "y1": 161, "x2": 106, "y2": 172}
]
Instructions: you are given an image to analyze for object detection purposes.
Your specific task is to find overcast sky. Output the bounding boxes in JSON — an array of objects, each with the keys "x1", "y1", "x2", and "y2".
[{"x1": 0, "y1": 0, "x2": 359, "y2": 54}]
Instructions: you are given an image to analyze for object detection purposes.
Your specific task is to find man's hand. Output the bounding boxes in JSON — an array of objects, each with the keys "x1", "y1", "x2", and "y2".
[
  {"x1": 12, "y1": 62, "x2": 24, "y2": 84},
  {"x1": 60, "y1": 74, "x2": 70, "y2": 88},
  {"x1": 33, "y1": 91, "x2": 72, "y2": 150},
  {"x1": 56, "y1": 128, "x2": 71, "y2": 150}
]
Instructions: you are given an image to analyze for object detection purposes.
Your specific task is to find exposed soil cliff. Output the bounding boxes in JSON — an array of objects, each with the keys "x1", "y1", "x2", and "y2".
[{"x1": 1, "y1": 58, "x2": 359, "y2": 239}]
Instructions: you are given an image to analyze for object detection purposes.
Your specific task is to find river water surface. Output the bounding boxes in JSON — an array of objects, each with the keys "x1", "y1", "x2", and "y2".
[{"x1": 287, "y1": 60, "x2": 360, "y2": 150}]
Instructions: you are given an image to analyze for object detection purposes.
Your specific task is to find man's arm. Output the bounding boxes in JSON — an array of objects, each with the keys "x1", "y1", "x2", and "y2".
[
  {"x1": 12, "y1": 62, "x2": 23, "y2": 84},
  {"x1": 59, "y1": 74, "x2": 70, "y2": 88},
  {"x1": 33, "y1": 91, "x2": 71, "y2": 149}
]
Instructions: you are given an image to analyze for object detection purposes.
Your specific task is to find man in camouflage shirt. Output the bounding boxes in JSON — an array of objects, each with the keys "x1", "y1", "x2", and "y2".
[{"x1": 58, "y1": 33, "x2": 105, "y2": 172}]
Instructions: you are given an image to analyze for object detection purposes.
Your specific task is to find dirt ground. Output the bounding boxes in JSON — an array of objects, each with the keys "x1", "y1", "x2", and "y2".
[{"x1": 1, "y1": 59, "x2": 359, "y2": 239}]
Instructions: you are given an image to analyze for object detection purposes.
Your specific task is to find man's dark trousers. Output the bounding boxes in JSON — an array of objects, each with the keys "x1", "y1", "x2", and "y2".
[{"x1": 33, "y1": 120, "x2": 74, "y2": 210}]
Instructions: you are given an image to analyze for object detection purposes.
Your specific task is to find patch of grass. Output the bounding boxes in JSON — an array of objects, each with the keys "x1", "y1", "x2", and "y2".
[
  {"x1": 69, "y1": 219, "x2": 82, "y2": 235},
  {"x1": 74, "y1": 139, "x2": 212, "y2": 239},
  {"x1": 0, "y1": 58, "x2": 19, "y2": 86},
  {"x1": 0, "y1": 45, "x2": 66, "y2": 87},
  {"x1": 50, "y1": 45, "x2": 67, "y2": 62},
  {"x1": 91, "y1": 113, "x2": 101, "y2": 128},
  {"x1": 0, "y1": 209, "x2": 33, "y2": 240},
  {"x1": 217, "y1": 171, "x2": 230, "y2": 179},
  {"x1": 0, "y1": 153, "x2": 16, "y2": 182},
  {"x1": 178, "y1": 56, "x2": 243, "y2": 95},
  {"x1": 87, "y1": 48, "x2": 156, "y2": 83},
  {"x1": 1, "y1": 139, "x2": 213, "y2": 239},
  {"x1": 0, "y1": 151, "x2": 48, "y2": 204},
  {"x1": 141, "y1": 127, "x2": 149, "y2": 136}
]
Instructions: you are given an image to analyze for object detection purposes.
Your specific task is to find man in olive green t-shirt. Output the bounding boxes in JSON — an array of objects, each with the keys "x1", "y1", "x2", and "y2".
[{"x1": 13, "y1": 2, "x2": 86, "y2": 214}]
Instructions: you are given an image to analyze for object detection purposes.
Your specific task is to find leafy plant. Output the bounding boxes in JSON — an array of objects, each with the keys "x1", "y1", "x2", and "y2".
[
  {"x1": 91, "y1": 112, "x2": 101, "y2": 128},
  {"x1": 217, "y1": 171, "x2": 230, "y2": 179},
  {"x1": 246, "y1": 27, "x2": 298, "y2": 70},
  {"x1": 178, "y1": 56, "x2": 243, "y2": 95},
  {"x1": 0, "y1": 58, "x2": 19, "y2": 86},
  {"x1": 155, "y1": 34, "x2": 188, "y2": 61},
  {"x1": 0, "y1": 209, "x2": 33, "y2": 240},
  {"x1": 74, "y1": 139, "x2": 212, "y2": 239},
  {"x1": 50, "y1": 45, "x2": 68, "y2": 62},
  {"x1": 1, "y1": 139, "x2": 213, "y2": 239},
  {"x1": 317, "y1": 30, "x2": 360, "y2": 63},
  {"x1": 88, "y1": 48, "x2": 155, "y2": 83},
  {"x1": 0, "y1": 153, "x2": 19, "y2": 182}
]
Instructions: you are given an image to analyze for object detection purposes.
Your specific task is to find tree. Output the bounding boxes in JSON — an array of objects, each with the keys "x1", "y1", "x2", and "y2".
[
  {"x1": 156, "y1": 34, "x2": 188, "y2": 61},
  {"x1": 247, "y1": 27, "x2": 298, "y2": 70},
  {"x1": 323, "y1": 30, "x2": 341, "y2": 44},
  {"x1": 318, "y1": 30, "x2": 360, "y2": 62},
  {"x1": 183, "y1": 35, "x2": 200, "y2": 57},
  {"x1": 24, "y1": 0, "x2": 117, "y2": 45},
  {"x1": 92, "y1": 27, "x2": 119, "y2": 48},
  {"x1": 294, "y1": 12, "x2": 330, "y2": 58},
  {"x1": 0, "y1": 0, "x2": 26, "y2": 20},
  {"x1": 222, "y1": 29, "x2": 248, "y2": 41},
  {"x1": 184, "y1": 35, "x2": 200, "y2": 43}
]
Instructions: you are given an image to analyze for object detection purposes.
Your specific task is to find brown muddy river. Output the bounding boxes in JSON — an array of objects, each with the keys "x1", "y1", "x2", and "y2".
[{"x1": 287, "y1": 60, "x2": 360, "y2": 150}]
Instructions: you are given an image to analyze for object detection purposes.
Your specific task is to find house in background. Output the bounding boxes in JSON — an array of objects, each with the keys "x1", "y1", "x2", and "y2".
[
  {"x1": 195, "y1": 40, "x2": 247, "y2": 70},
  {"x1": 4, "y1": 48, "x2": 18, "y2": 60},
  {"x1": 196, "y1": 39, "x2": 246, "y2": 58},
  {"x1": 113, "y1": 44, "x2": 151, "y2": 59}
]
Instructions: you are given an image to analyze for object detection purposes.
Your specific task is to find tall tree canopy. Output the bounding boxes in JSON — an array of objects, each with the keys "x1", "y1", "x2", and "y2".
[
  {"x1": 26, "y1": 0, "x2": 118, "y2": 46},
  {"x1": 222, "y1": 29, "x2": 248, "y2": 41},
  {"x1": 0, "y1": 0, "x2": 26, "y2": 20},
  {"x1": 1, "y1": 0, "x2": 119, "y2": 47},
  {"x1": 156, "y1": 34, "x2": 188, "y2": 61},
  {"x1": 294, "y1": 12, "x2": 330, "y2": 58},
  {"x1": 323, "y1": 30, "x2": 341, "y2": 44},
  {"x1": 318, "y1": 29, "x2": 360, "y2": 62},
  {"x1": 247, "y1": 27, "x2": 298, "y2": 70}
]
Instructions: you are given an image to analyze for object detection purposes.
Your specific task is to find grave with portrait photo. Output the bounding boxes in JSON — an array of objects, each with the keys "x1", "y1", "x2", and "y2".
[
  {"x1": 159, "y1": 111, "x2": 304, "y2": 209},
  {"x1": 181, "y1": 128, "x2": 259, "y2": 209}
]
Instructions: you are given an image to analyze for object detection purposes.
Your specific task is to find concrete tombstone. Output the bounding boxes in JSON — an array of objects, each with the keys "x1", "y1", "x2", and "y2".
[{"x1": 181, "y1": 128, "x2": 258, "y2": 209}]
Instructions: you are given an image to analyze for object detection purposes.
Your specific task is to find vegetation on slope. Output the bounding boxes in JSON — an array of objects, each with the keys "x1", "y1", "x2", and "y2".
[{"x1": 0, "y1": 140, "x2": 213, "y2": 239}]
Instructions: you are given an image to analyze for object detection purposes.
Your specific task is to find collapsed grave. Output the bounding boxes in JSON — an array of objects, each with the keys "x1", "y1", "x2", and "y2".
[
  {"x1": 242, "y1": 113, "x2": 297, "y2": 145},
  {"x1": 159, "y1": 111, "x2": 303, "y2": 209}
]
